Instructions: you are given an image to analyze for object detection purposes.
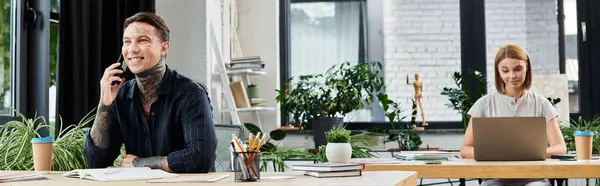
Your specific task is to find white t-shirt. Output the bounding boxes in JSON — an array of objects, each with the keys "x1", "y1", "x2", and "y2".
[{"x1": 467, "y1": 90, "x2": 558, "y2": 123}]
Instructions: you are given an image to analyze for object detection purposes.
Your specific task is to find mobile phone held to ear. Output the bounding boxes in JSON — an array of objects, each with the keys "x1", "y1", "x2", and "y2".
[{"x1": 111, "y1": 54, "x2": 125, "y2": 86}]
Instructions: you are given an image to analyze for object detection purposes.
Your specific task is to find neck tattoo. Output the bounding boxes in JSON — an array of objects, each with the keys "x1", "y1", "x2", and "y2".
[{"x1": 136, "y1": 57, "x2": 166, "y2": 115}]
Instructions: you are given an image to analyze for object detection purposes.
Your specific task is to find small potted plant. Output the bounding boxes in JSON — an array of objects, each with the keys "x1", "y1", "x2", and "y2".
[
  {"x1": 247, "y1": 84, "x2": 259, "y2": 99},
  {"x1": 324, "y1": 126, "x2": 352, "y2": 163}
]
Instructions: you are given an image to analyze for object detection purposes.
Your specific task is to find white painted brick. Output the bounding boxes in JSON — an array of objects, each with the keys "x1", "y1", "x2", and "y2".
[{"x1": 382, "y1": 0, "x2": 559, "y2": 122}]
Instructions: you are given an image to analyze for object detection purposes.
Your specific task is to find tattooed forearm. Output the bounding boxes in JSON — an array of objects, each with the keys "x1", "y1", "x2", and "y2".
[
  {"x1": 133, "y1": 156, "x2": 171, "y2": 172},
  {"x1": 90, "y1": 104, "x2": 111, "y2": 148}
]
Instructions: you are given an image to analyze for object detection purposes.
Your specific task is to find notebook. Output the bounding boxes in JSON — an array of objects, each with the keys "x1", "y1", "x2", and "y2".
[
  {"x1": 61, "y1": 167, "x2": 177, "y2": 182},
  {"x1": 147, "y1": 175, "x2": 228, "y2": 183},
  {"x1": 292, "y1": 163, "x2": 364, "y2": 172},
  {"x1": 304, "y1": 170, "x2": 362, "y2": 178},
  {"x1": 0, "y1": 172, "x2": 49, "y2": 183}
]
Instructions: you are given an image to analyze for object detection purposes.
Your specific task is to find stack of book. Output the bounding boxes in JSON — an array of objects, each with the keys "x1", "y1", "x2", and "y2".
[
  {"x1": 226, "y1": 56, "x2": 264, "y2": 71},
  {"x1": 292, "y1": 163, "x2": 364, "y2": 178}
]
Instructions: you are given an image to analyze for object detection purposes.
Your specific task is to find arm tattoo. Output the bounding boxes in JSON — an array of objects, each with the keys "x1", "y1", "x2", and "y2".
[
  {"x1": 90, "y1": 104, "x2": 110, "y2": 148},
  {"x1": 133, "y1": 156, "x2": 171, "y2": 172}
]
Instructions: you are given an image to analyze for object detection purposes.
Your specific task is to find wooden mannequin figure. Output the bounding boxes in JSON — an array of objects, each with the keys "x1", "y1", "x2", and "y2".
[{"x1": 407, "y1": 74, "x2": 427, "y2": 127}]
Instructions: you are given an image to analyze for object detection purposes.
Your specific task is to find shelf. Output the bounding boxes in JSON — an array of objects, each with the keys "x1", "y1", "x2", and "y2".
[
  {"x1": 226, "y1": 69, "x2": 267, "y2": 76},
  {"x1": 222, "y1": 107, "x2": 275, "y2": 112}
]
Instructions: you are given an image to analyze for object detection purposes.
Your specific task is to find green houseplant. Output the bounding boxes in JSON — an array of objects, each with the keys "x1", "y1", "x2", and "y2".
[
  {"x1": 324, "y1": 126, "x2": 352, "y2": 163},
  {"x1": 375, "y1": 94, "x2": 422, "y2": 150},
  {"x1": 276, "y1": 61, "x2": 385, "y2": 148},
  {"x1": 0, "y1": 108, "x2": 96, "y2": 171},
  {"x1": 440, "y1": 70, "x2": 487, "y2": 129}
]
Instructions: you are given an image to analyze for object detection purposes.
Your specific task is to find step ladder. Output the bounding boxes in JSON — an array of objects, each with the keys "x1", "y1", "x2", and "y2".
[{"x1": 210, "y1": 23, "x2": 241, "y2": 125}]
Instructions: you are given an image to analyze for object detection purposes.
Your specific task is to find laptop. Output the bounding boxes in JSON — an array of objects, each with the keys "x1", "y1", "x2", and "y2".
[{"x1": 472, "y1": 117, "x2": 547, "y2": 161}]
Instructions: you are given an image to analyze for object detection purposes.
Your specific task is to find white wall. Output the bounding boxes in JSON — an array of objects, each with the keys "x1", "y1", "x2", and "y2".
[
  {"x1": 156, "y1": 0, "x2": 231, "y2": 124},
  {"x1": 155, "y1": 0, "x2": 210, "y2": 86},
  {"x1": 236, "y1": 0, "x2": 281, "y2": 133}
]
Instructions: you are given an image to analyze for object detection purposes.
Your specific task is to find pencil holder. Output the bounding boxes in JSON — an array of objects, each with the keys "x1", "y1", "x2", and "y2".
[{"x1": 233, "y1": 151, "x2": 260, "y2": 182}]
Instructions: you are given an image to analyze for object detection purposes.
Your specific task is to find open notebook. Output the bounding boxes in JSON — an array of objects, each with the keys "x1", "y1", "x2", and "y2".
[{"x1": 61, "y1": 167, "x2": 177, "y2": 182}]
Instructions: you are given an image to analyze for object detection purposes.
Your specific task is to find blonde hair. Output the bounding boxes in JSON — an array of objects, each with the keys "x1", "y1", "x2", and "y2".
[{"x1": 493, "y1": 44, "x2": 532, "y2": 93}]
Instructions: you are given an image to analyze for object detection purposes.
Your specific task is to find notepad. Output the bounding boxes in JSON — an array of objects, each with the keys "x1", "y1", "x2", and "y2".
[
  {"x1": 147, "y1": 175, "x2": 228, "y2": 183},
  {"x1": 0, "y1": 172, "x2": 49, "y2": 183},
  {"x1": 61, "y1": 167, "x2": 177, "y2": 182}
]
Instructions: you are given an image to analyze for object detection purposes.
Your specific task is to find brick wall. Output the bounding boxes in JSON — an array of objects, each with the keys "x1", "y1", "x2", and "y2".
[{"x1": 383, "y1": 0, "x2": 559, "y2": 122}]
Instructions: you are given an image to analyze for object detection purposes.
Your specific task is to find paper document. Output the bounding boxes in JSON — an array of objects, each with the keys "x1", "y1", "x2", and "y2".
[
  {"x1": 0, "y1": 172, "x2": 48, "y2": 183},
  {"x1": 147, "y1": 175, "x2": 228, "y2": 183},
  {"x1": 61, "y1": 167, "x2": 177, "y2": 182}
]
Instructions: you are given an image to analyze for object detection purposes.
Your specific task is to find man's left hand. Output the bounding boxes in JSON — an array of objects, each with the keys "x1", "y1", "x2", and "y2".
[{"x1": 120, "y1": 154, "x2": 137, "y2": 168}]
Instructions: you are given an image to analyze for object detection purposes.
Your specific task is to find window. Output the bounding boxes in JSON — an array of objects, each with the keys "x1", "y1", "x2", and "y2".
[
  {"x1": 290, "y1": 1, "x2": 363, "y2": 77},
  {"x1": 0, "y1": 0, "x2": 12, "y2": 115},
  {"x1": 563, "y1": 0, "x2": 579, "y2": 113},
  {"x1": 50, "y1": 0, "x2": 59, "y2": 123},
  {"x1": 281, "y1": 0, "x2": 468, "y2": 129},
  {"x1": 289, "y1": 0, "x2": 369, "y2": 122}
]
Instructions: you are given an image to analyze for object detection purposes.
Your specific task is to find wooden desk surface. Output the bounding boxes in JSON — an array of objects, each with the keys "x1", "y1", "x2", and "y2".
[
  {"x1": 0, "y1": 171, "x2": 417, "y2": 186},
  {"x1": 353, "y1": 158, "x2": 600, "y2": 179}
]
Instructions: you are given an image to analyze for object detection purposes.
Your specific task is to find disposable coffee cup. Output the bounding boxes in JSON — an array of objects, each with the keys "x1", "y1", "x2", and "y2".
[
  {"x1": 31, "y1": 137, "x2": 54, "y2": 171},
  {"x1": 574, "y1": 131, "x2": 594, "y2": 160}
]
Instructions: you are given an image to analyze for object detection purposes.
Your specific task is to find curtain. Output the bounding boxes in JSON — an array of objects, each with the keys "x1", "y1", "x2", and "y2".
[
  {"x1": 290, "y1": 2, "x2": 361, "y2": 77},
  {"x1": 57, "y1": 0, "x2": 155, "y2": 134}
]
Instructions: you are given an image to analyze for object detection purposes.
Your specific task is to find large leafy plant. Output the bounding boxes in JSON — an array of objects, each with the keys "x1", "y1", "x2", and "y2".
[
  {"x1": 440, "y1": 70, "x2": 487, "y2": 128},
  {"x1": 0, "y1": 108, "x2": 95, "y2": 171},
  {"x1": 276, "y1": 61, "x2": 384, "y2": 129}
]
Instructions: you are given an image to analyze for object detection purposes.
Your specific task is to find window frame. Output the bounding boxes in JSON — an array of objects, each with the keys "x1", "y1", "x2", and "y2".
[
  {"x1": 279, "y1": 0, "x2": 498, "y2": 130},
  {"x1": 0, "y1": 0, "x2": 52, "y2": 137}
]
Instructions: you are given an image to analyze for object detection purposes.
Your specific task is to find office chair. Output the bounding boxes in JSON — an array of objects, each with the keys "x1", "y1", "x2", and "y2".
[{"x1": 213, "y1": 124, "x2": 245, "y2": 172}]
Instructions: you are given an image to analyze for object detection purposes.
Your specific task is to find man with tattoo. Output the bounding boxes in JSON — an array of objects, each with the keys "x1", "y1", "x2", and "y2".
[{"x1": 84, "y1": 12, "x2": 217, "y2": 173}]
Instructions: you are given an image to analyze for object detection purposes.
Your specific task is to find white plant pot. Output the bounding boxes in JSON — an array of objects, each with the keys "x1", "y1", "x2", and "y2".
[{"x1": 325, "y1": 143, "x2": 352, "y2": 163}]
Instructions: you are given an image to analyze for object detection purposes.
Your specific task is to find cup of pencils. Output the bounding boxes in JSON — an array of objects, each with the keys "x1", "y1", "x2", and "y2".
[{"x1": 231, "y1": 132, "x2": 265, "y2": 182}]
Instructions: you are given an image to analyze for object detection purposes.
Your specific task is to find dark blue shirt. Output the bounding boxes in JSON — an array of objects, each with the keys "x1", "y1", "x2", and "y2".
[{"x1": 84, "y1": 65, "x2": 217, "y2": 173}]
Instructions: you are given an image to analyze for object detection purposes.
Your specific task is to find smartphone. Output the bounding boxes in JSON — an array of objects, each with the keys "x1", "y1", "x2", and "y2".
[{"x1": 111, "y1": 54, "x2": 125, "y2": 86}]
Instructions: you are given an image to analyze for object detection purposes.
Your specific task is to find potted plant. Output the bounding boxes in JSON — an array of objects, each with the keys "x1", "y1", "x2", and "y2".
[
  {"x1": 276, "y1": 61, "x2": 385, "y2": 148},
  {"x1": 376, "y1": 94, "x2": 422, "y2": 150},
  {"x1": 440, "y1": 70, "x2": 487, "y2": 129},
  {"x1": 324, "y1": 126, "x2": 352, "y2": 163},
  {"x1": 247, "y1": 84, "x2": 259, "y2": 99}
]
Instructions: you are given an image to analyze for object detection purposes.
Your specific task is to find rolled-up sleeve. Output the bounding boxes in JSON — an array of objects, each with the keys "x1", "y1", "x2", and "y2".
[
  {"x1": 84, "y1": 104, "x2": 123, "y2": 168},
  {"x1": 167, "y1": 86, "x2": 217, "y2": 173}
]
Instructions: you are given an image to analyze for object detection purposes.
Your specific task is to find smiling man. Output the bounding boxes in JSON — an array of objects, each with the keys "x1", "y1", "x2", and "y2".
[{"x1": 83, "y1": 12, "x2": 217, "y2": 173}]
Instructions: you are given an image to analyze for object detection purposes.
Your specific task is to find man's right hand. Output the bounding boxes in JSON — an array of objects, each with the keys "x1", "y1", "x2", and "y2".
[{"x1": 100, "y1": 63, "x2": 125, "y2": 106}]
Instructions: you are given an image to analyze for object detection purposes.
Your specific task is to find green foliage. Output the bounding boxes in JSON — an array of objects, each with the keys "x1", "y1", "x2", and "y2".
[
  {"x1": 440, "y1": 70, "x2": 487, "y2": 128},
  {"x1": 260, "y1": 148, "x2": 317, "y2": 172},
  {"x1": 325, "y1": 127, "x2": 351, "y2": 143},
  {"x1": 560, "y1": 116, "x2": 600, "y2": 154},
  {"x1": 0, "y1": 107, "x2": 95, "y2": 171},
  {"x1": 243, "y1": 123, "x2": 287, "y2": 152},
  {"x1": 547, "y1": 97, "x2": 561, "y2": 107},
  {"x1": 315, "y1": 144, "x2": 378, "y2": 163},
  {"x1": 276, "y1": 61, "x2": 384, "y2": 129}
]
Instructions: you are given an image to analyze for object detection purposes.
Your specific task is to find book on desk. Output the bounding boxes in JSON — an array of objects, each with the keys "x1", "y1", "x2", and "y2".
[
  {"x1": 61, "y1": 167, "x2": 177, "y2": 182},
  {"x1": 292, "y1": 163, "x2": 364, "y2": 178}
]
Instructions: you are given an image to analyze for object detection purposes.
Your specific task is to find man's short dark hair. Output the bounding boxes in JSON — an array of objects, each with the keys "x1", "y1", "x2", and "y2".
[{"x1": 123, "y1": 12, "x2": 170, "y2": 42}]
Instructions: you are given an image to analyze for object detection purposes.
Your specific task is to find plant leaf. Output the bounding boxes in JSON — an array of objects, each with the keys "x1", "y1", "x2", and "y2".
[
  {"x1": 269, "y1": 129, "x2": 286, "y2": 141},
  {"x1": 243, "y1": 123, "x2": 262, "y2": 135}
]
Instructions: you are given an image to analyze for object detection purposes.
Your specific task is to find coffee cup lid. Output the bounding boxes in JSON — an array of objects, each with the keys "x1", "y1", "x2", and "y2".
[
  {"x1": 574, "y1": 131, "x2": 594, "y2": 136},
  {"x1": 31, "y1": 137, "x2": 54, "y2": 143}
]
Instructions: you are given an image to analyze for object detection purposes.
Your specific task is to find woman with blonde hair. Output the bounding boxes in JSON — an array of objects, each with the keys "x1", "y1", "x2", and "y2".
[{"x1": 459, "y1": 44, "x2": 566, "y2": 186}]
